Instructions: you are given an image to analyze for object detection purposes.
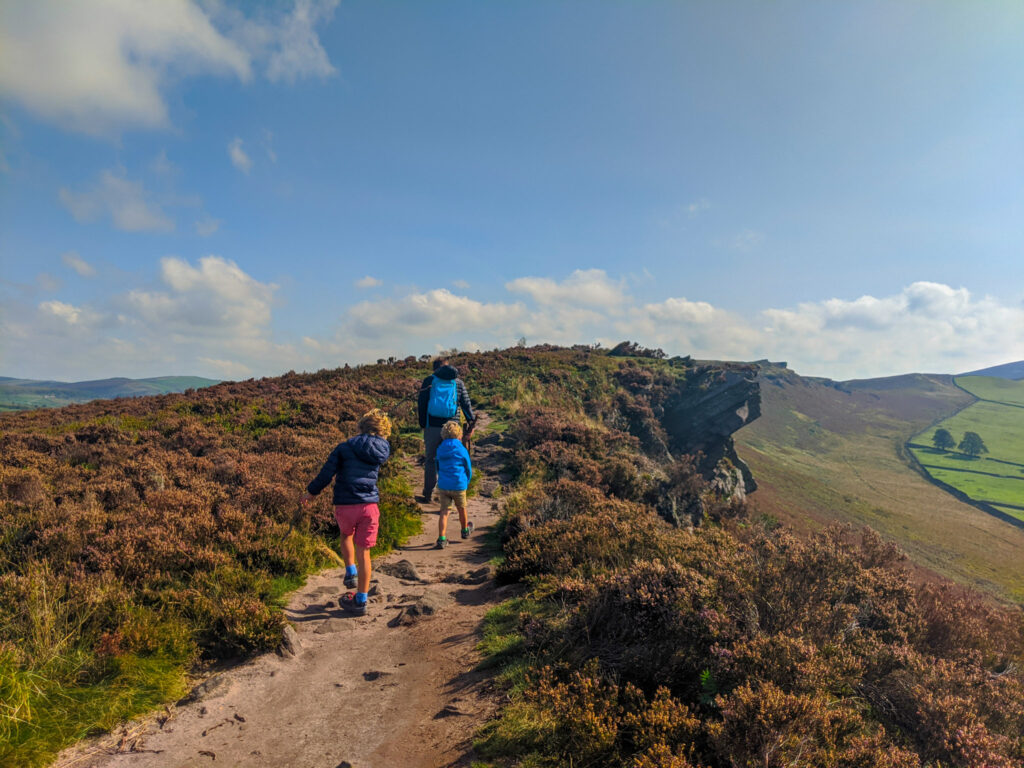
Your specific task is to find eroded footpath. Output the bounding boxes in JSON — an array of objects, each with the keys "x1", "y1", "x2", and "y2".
[{"x1": 55, "y1": 427, "x2": 507, "y2": 768}]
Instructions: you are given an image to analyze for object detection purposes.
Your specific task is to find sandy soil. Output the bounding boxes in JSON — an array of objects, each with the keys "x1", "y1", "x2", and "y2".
[{"x1": 55, "y1": 426, "x2": 509, "y2": 768}]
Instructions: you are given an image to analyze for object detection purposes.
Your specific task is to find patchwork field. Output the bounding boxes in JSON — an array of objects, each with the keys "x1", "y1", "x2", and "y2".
[
  {"x1": 735, "y1": 366, "x2": 1024, "y2": 603},
  {"x1": 907, "y1": 376, "x2": 1024, "y2": 522}
]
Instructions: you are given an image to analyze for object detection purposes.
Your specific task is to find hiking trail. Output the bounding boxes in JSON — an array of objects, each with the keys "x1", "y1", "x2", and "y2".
[{"x1": 55, "y1": 414, "x2": 510, "y2": 768}]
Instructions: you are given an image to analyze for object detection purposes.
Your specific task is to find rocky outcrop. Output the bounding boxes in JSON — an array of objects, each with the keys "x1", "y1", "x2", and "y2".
[{"x1": 663, "y1": 362, "x2": 761, "y2": 499}]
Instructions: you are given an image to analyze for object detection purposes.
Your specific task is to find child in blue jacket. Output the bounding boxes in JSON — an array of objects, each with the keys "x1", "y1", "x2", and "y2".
[{"x1": 434, "y1": 420, "x2": 472, "y2": 549}]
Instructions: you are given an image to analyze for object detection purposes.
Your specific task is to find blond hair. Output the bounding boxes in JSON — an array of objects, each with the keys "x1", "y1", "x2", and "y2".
[
  {"x1": 358, "y1": 408, "x2": 392, "y2": 439},
  {"x1": 440, "y1": 420, "x2": 463, "y2": 441}
]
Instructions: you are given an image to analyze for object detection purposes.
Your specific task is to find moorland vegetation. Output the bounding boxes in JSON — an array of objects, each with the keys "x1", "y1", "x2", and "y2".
[{"x1": 2, "y1": 346, "x2": 1023, "y2": 767}]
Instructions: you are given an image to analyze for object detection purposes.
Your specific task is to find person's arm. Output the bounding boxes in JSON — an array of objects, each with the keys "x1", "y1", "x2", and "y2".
[
  {"x1": 461, "y1": 442, "x2": 472, "y2": 485},
  {"x1": 417, "y1": 375, "x2": 432, "y2": 428},
  {"x1": 457, "y1": 378, "x2": 475, "y2": 423},
  {"x1": 305, "y1": 444, "x2": 341, "y2": 498}
]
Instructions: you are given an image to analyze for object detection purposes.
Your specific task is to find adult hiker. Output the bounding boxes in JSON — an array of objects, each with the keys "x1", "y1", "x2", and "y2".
[
  {"x1": 300, "y1": 408, "x2": 392, "y2": 616},
  {"x1": 417, "y1": 357, "x2": 474, "y2": 503}
]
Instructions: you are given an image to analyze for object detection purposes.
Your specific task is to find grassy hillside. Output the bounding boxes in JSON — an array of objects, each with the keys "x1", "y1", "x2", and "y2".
[
  {"x1": 0, "y1": 376, "x2": 220, "y2": 412},
  {"x1": 908, "y1": 376, "x2": 1024, "y2": 522},
  {"x1": 735, "y1": 365, "x2": 1024, "y2": 602}
]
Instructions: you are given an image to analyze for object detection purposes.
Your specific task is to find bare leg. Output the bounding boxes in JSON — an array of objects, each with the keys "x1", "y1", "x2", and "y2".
[
  {"x1": 438, "y1": 510, "x2": 450, "y2": 539},
  {"x1": 356, "y1": 546, "x2": 372, "y2": 594},
  {"x1": 457, "y1": 505, "x2": 468, "y2": 531},
  {"x1": 340, "y1": 533, "x2": 355, "y2": 569}
]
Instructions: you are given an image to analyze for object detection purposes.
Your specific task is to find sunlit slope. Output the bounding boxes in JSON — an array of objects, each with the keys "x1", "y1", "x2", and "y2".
[
  {"x1": 908, "y1": 376, "x2": 1024, "y2": 521},
  {"x1": 735, "y1": 365, "x2": 1024, "y2": 602}
]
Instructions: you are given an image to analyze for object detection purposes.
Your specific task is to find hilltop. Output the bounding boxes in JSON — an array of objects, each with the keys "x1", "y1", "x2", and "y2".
[
  {"x1": 0, "y1": 376, "x2": 220, "y2": 412},
  {"x1": 961, "y1": 360, "x2": 1024, "y2": 380}
]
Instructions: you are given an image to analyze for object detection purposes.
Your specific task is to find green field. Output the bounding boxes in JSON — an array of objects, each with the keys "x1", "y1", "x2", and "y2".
[
  {"x1": 908, "y1": 377, "x2": 1024, "y2": 516},
  {"x1": 957, "y1": 375, "x2": 1024, "y2": 407},
  {"x1": 736, "y1": 366, "x2": 1024, "y2": 603}
]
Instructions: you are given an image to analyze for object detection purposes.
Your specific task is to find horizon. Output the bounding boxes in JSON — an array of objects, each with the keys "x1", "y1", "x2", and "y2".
[
  {"x1": 2, "y1": 1, "x2": 1023, "y2": 382},
  {"x1": 2, "y1": 345, "x2": 1020, "y2": 386}
]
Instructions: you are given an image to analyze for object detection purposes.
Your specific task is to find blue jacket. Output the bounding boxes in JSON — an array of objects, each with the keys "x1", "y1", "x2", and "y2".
[
  {"x1": 435, "y1": 438, "x2": 472, "y2": 491},
  {"x1": 307, "y1": 433, "x2": 391, "y2": 505}
]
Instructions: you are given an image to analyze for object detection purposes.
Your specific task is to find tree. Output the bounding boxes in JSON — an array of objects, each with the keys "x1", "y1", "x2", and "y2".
[
  {"x1": 932, "y1": 428, "x2": 955, "y2": 451},
  {"x1": 958, "y1": 431, "x2": 989, "y2": 457}
]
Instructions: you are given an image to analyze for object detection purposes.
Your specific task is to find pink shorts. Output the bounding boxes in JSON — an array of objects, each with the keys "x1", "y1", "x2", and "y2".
[{"x1": 334, "y1": 503, "x2": 380, "y2": 549}]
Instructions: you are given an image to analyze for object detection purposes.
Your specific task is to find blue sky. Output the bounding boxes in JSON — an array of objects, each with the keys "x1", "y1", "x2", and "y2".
[{"x1": 1, "y1": 0, "x2": 1022, "y2": 381}]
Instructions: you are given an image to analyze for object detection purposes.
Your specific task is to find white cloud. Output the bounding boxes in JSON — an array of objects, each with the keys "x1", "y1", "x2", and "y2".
[
  {"x1": 757, "y1": 282, "x2": 1024, "y2": 378},
  {"x1": 453, "y1": 279, "x2": 470, "y2": 289},
  {"x1": 265, "y1": 0, "x2": 338, "y2": 83},
  {"x1": 199, "y1": 356, "x2": 251, "y2": 379},
  {"x1": 355, "y1": 276, "x2": 382, "y2": 288},
  {"x1": 5, "y1": 259, "x2": 1022, "y2": 384},
  {"x1": 39, "y1": 300, "x2": 83, "y2": 325},
  {"x1": 124, "y1": 255, "x2": 275, "y2": 338},
  {"x1": 0, "y1": 0, "x2": 337, "y2": 137},
  {"x1": 61, "y1": 251, "x2": 96, "y2": 277},
  {"x1": 59, "y1": 170, "x2": 174, "y2": 232},
  {"x1": 195, "y1": 215, "x2": 221, "y2": 237},
  {"x1": 507, "y1": 268, "x2": 627, "y2": 309},
  {"x1": 0, "y1": 0, "x2": 250, "y2": 135},
  {"x1": 228, "y1": 138, "x2": 253, "y2": 173},
  {"x1": 345, "y1": 289, "x2": 524, "y2": 343}
]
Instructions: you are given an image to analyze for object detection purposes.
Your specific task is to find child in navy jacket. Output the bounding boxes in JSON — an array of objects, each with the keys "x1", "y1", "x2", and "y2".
[{"x1": 301, "y1": 409, "x2": 391, "y2": 615}]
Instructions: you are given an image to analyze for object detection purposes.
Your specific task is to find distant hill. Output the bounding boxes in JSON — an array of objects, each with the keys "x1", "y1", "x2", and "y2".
[
  {"x1": 0, "y1": 375, "x2": 220, "y2": 412},
  {"x1": 735, "y1": 362, "x2": 1024, "y2": 602},
  {"x1": 960, "y1": 360, "x2": 1024, "y2": 379}
]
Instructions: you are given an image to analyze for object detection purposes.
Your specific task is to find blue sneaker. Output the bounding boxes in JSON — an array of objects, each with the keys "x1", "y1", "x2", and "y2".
[{"x1": 339, "y1": 592, "x2": 367, "y2": 616}]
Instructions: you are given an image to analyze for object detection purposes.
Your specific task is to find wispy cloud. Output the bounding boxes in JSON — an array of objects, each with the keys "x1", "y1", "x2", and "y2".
[
  {"x1": 61, "y1": 251, "x2": 96, "y2": 277},
  {"x1": 716, "y1": 229, "x2": 766, "y2": 252},
  {"x1": 355, "y1": 276, "x2": 382, "y2": 288},
  {"x1": 228, "y1": 138, "x2": 253, "y2": 173},
  {"x1": 687, "y1": 198, "x2": 710, "y2": 216},
  {"x1": 59, "y1": 170, "x2": 174, "y2": 232},
  {"x1": 195, "y1": 215, "x2": 222, "y2": 237}
]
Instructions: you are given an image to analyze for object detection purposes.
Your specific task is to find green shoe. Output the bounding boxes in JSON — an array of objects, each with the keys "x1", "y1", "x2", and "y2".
[
  {"x1": 436, "y1": 536, "x2": 448, "y2": 550},
  {"x1": 461, "y1": 522, "x2": 474, "y2": 539}
]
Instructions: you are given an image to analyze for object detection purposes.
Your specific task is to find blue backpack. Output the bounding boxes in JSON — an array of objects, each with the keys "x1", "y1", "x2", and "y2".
[{"x1": 427, "y1": 377, "x2": 458, "y2": 419}]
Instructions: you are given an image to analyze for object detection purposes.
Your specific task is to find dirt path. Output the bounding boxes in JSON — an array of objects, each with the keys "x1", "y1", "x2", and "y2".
[{"x1": 56, "y1": 420, "x2": 508, "y2": 768}]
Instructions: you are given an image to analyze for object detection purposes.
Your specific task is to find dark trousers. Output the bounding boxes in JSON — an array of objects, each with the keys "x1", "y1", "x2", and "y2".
[{"x1": 422, "y1": 426, "x2": 443, "y2": 496}]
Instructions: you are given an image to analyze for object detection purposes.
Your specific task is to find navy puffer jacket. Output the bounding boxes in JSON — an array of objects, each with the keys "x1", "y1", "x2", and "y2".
[{"x1": 307, "y1": 433, "x2": 391, "y2": 505}]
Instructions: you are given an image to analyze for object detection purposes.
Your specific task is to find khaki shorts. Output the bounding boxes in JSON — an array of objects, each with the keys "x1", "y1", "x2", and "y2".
[{"x1": 438, "y1": 489, "x2": 467, "y2": 513}]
